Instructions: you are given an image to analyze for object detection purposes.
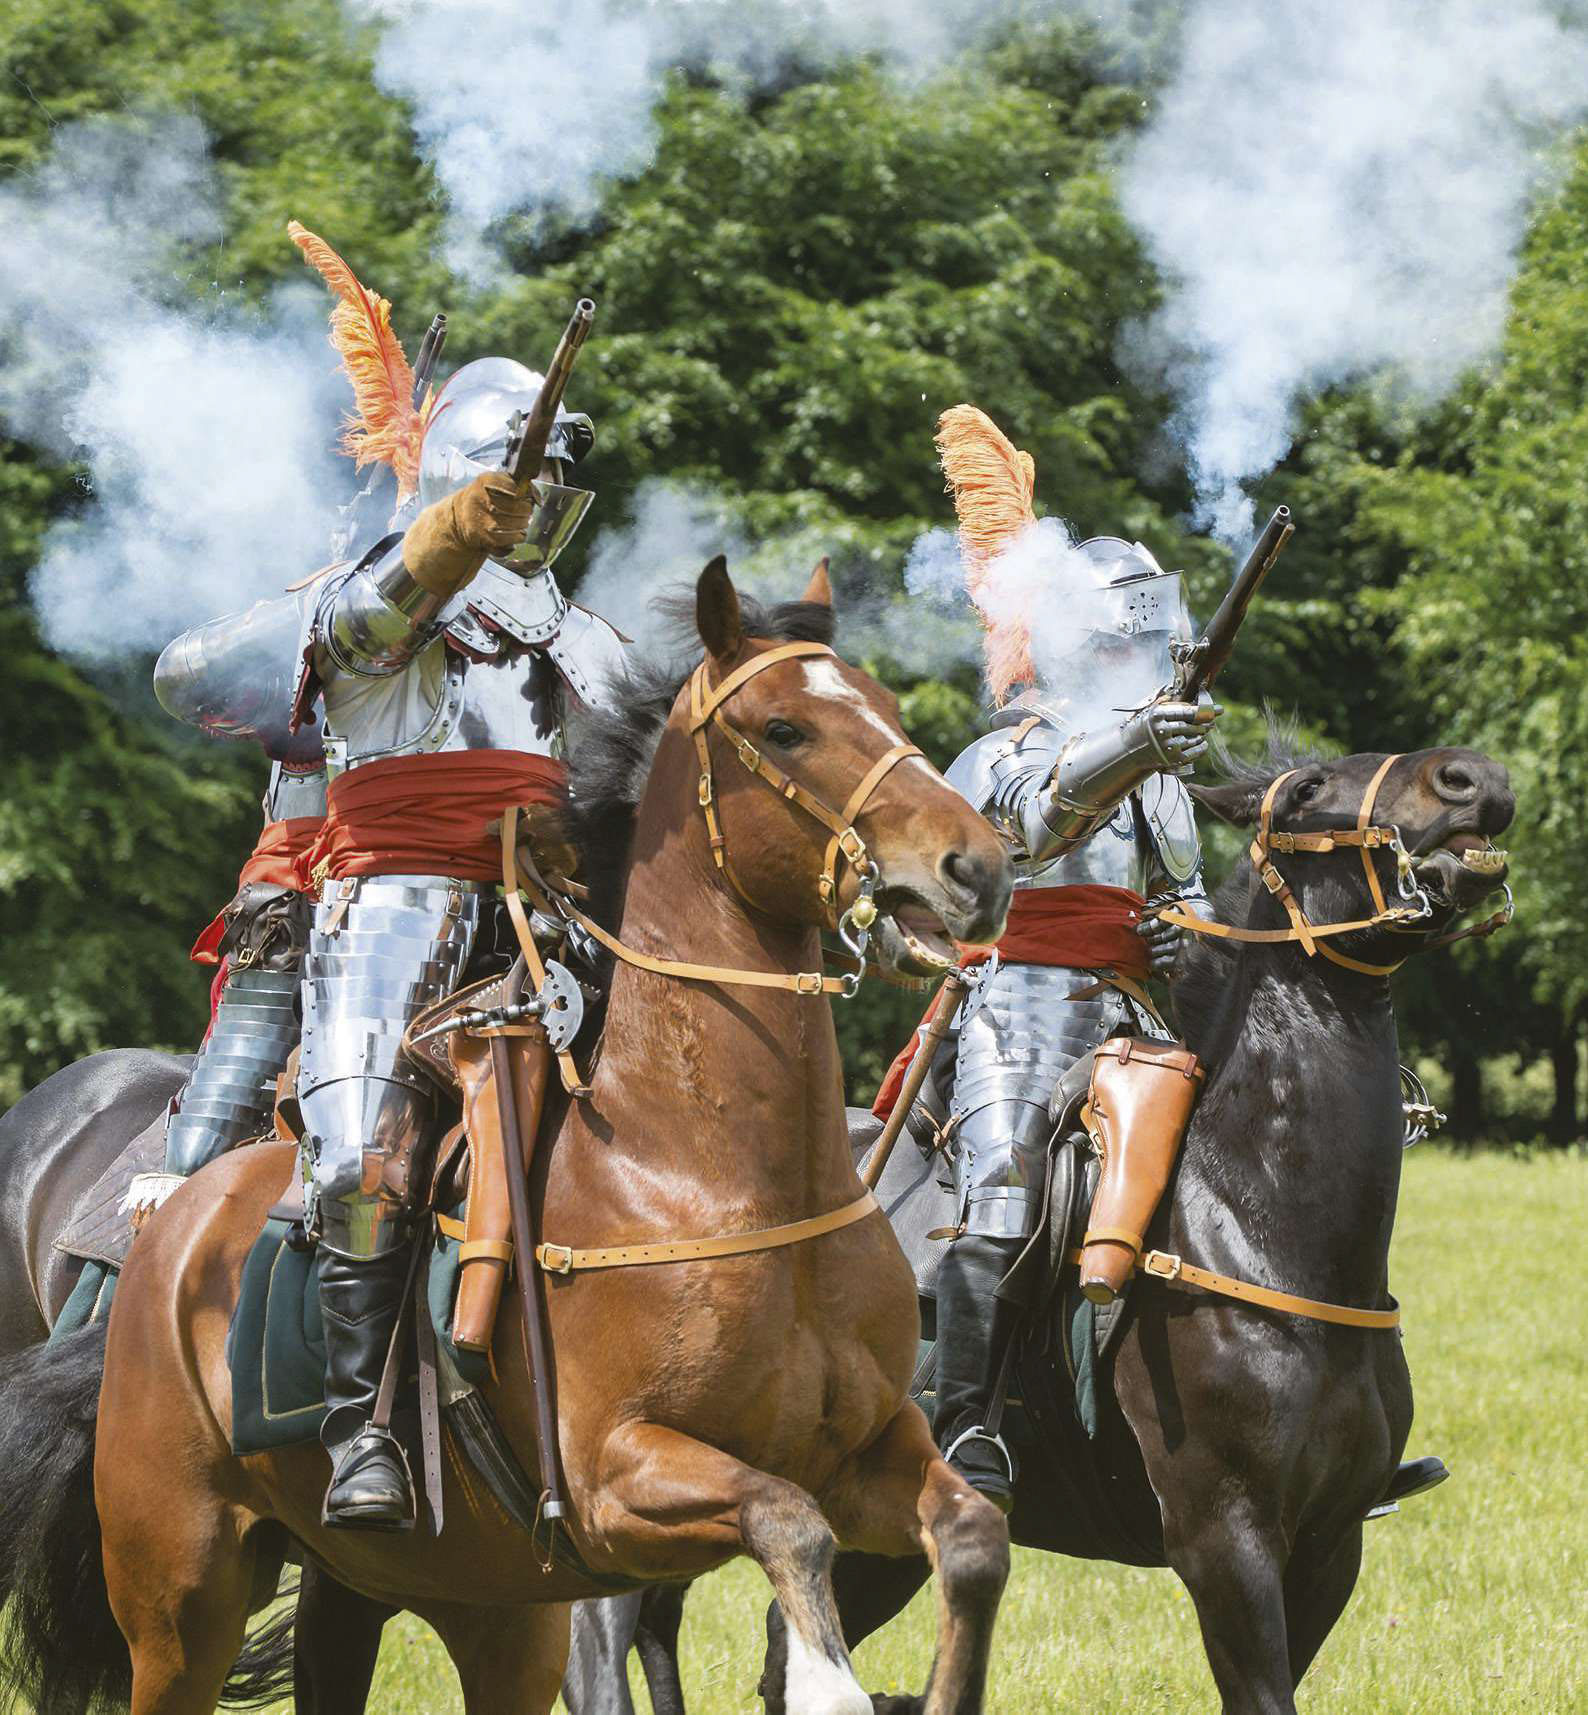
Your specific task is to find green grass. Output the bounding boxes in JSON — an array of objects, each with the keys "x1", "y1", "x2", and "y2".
[{"x1": 272, "y1": 1151, "x2": 1588, "y2": 1710}]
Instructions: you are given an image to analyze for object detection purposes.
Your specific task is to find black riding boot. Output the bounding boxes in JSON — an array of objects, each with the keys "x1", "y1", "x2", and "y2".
[
  {"x1": 318, "y1": 1246, "x2": 416, "y2": 1532},
  {"x1": 933, "y1": 1233, "x2": 1024, "y2": 1513}
]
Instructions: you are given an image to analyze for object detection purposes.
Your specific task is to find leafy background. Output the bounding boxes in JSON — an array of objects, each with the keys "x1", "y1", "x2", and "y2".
[{"x1": 1, "y1": 2, "x2": 1582, "y2": 1140}]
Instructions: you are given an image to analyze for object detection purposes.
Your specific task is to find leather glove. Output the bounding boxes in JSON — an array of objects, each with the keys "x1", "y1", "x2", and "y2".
[
  {"x1": 400, "y1": 472, "x2": 537, "y2": 596},
  {"x1": 1139, "y1": 691, "x2": 1222, "y2": 773}
]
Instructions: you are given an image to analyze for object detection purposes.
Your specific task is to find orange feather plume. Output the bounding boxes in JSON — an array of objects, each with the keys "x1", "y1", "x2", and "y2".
[
  {"x1": 935, "y1": 404, "x2": 1038, "y2": 704},
  {"x1": 287, "y1": 220, "x2": 429, "y2": 497}
]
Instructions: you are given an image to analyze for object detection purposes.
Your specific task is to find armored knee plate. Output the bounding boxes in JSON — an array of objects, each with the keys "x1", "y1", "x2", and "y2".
[{"x1": 164, "y1": 967, "x2": 302, "y2": 1177}]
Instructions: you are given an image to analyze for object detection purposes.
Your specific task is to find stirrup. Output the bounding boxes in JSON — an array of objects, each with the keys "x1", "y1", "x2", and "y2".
[
  {"x1": 943, "y1": 1424, "x2": 1015, "y2": 1510},
  {"x1": 322, "y1": 1423, "x2": 416, "y2": 1533}
]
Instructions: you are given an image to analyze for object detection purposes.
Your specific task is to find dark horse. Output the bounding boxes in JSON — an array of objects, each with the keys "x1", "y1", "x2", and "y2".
[{"x1": 560, "y1": 740, "x2": 1516, "y2": 1715}]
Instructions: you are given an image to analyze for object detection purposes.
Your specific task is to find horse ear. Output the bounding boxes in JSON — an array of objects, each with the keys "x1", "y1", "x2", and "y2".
[
  {"x1": 801, "y1": 556, "x2": 833, "y2": 608},
  {"x1": 1190, "y1": 780, "x2": 1263, "y2": 827},
  {"x1": 696, "y1": 555, "x2": 743, "y2": 661}
]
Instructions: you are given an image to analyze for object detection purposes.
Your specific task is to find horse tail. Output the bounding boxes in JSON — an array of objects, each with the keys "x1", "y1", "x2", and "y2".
[
  {"x1": 0, "y1": 1322, "x2": 300, "y2": 1714},
  {"x1": 0, "y1": 1321, "x2": 131, "y2": 1713},
  {"x1": 221, "y1": 1600, "x2": 298, "y2": 1709}
]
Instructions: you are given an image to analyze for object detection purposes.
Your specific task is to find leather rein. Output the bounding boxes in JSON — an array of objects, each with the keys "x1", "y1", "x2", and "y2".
[{"x1": 1152, "y1": 753, "x2": 1510, "y2": 978}]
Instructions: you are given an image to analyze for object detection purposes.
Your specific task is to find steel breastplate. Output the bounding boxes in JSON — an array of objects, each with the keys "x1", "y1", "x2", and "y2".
[{"x1": 320, "y1": 642, "x2": 561, "y2": 778}]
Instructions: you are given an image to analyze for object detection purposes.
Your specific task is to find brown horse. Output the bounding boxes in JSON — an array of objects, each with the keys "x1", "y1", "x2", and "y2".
[
  {"x1": 0, "y1": 560, "x2": 1014, "y2": 1715},
  {"x1": 562, "y1": 738, "x2": 1518, "y2": 1715}
]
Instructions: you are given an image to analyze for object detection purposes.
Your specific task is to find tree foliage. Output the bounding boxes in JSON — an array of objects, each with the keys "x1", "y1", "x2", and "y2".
[{"x1": 0, "y1": 7, "x2": 1580, "y2": 1133}]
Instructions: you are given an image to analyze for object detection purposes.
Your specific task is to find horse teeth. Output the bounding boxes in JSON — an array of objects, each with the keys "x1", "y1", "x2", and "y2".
[{"x1": 1460, "y1": 848, "x2": 1507, "y2": 875}]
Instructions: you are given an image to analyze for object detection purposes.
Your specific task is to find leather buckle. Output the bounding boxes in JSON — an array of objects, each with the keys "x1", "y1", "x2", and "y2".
[
  {"x1": 795, "y1": 971, "x2": 825, "y2": 995},
  {"x1": 541, "y1": 1244, "x2": 574, "y2": 1275},
  {"x1": 697, "y1": 772, "x2": 713, "y2": 807},
  {"x1": 837, "y1": 828, "x2": 867, "y2": 865},
  {"x1": 735, "y1": 737, "x2": 761, "y2": 771},
  {"x1": 1143, "y1": 1250, "x2": 1182, "y2": 1281}
]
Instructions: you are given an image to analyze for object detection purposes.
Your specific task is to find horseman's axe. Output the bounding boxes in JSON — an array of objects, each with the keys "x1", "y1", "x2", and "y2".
[{"x1": 861, "y1": 969, "x2": 970, "y2": 1191}]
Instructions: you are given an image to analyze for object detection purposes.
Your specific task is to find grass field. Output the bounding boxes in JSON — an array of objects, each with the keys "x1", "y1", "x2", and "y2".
[{"x1": 282, "y1": 1150, "x2": 1588, "y2": 1711}]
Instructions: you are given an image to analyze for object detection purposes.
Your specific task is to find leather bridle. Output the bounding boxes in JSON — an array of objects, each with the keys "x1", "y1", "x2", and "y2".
[
  {"x1": 686, "y1": 640, "x2": 923, "y2": 956},
  {"x1": 508, "y1": 639, "x2": 923, "y2": 1007},
  {"x1": 1154, "y1": 753, "x2": 1477, "y2": 978}
]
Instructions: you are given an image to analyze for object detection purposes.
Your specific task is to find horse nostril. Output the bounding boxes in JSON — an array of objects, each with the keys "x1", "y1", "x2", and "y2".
[{"x1": 939, "y1": 849, "x2": 983, "y2": 898}]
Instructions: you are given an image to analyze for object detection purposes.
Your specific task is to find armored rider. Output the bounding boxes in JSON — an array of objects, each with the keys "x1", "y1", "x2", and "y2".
[
  {"x1": 145, "y1": 226, "x2": 439, "y2": 1208},
  {"x1": 283, "y1": 345, "x2": 617, "y2": 1530},
  {"x1": 923, "y1": 405, "x2": 1216, "y2": 1510}
]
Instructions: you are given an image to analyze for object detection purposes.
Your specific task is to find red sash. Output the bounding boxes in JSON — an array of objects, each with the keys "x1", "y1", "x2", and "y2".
[
  {"x1": 304, "y1": 750, "x2": 568, "y2": 886},
  {"x1": 870, "y1": 883, "x2": 1149, "y2": 1120},
  {"x1": 189, "y1": 816, "x2": 324, "y2": 965}
]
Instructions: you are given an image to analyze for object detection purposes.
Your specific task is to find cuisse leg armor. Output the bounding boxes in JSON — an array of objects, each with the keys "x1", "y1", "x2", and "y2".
[
  {"x1": 297, "y1": 875, "x2": 487, "y2": 1257},
  {"x1": 951, "y1": 962, "x2": 1130, "y2": 1238}
]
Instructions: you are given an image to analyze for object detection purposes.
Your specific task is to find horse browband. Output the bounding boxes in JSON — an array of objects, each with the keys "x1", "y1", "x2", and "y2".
[{"x1": 1153, "y1": 754, "x2": 1424, "y2": 978}]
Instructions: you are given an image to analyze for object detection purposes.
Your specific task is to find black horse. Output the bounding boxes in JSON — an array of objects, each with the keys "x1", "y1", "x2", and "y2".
[{"x1": 561, "y1": 741, "x2": 1516, "y2": 1715}]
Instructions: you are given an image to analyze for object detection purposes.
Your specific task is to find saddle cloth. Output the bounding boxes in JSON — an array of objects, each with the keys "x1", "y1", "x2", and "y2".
[{"x1": 226, "y1": 1208, "x2": 486, "y2": 1456}]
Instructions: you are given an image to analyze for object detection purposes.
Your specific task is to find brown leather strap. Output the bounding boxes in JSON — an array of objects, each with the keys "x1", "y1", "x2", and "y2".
[
  {"x1": 1081, "y1": 1224, "x2": 1144, "y2": 1252},
  {"x1": 1072, "y1": 1246, "x2": 1401, "y2": 1330},
  {"x1": 537, "y1": 1189, "x2": 880, "y2": 1274},
  {"x1": 516, "y1": 857, "x2": 856, "y2": 997},
  {"x1": 460, "y1": 1237, "x2": 515, "y2": 1264}
]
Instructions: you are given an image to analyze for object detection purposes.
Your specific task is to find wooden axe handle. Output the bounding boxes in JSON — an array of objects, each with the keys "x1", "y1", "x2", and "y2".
[{"x1": 860, "y1": 971, "x2": 970, "y2": 1191}]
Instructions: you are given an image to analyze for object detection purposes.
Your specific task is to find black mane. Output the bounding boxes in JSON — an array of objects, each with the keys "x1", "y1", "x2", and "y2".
[
  {"x1": 1173, "y1": 717, "x2": 1335, "y2": 1049},
  {"x1": 564, "y1": 590, "x2": 837, "y2": 928}
]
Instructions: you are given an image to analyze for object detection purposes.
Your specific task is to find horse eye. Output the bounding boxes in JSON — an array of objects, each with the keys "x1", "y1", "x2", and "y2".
[
  {"x1": 764, "y1": 719, "x2": 804, "y2": 749},
  {"x1": 1294, "y1": 778, "x2": 1323, "y2": 805}
]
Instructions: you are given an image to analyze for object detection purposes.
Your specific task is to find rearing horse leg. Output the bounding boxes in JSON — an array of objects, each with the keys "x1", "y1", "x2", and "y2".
[
  {"x1": 822, "y1": 1403, "x2": 1010, "y2": 1715},
  {"x1": 590, "y1": 1421, "x2": 875, "y2": 1715},
  {"x1": 1282, "y1": 1526, "x2": 1363, "y2": 1687},
  {"x1": 100, "y1": 1492, "x2": 257, "y2": 1715}
]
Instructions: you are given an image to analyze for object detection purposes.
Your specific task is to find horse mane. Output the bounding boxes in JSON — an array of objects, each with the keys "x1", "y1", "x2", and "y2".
[
  {"x1": 564, "y1": 590, "x2": 837, "y2": 929},
  {"x1": 1173, "y1": 715, "x2": 1334, "y2": 1048}
]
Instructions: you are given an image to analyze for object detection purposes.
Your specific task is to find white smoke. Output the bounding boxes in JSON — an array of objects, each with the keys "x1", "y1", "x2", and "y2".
[
  {"x1": 1, "y1": 118, "x2": 350, "y2": 663},
  {"x1": 1119, "y1": 0, "x2": 1588, "y2": 543},
  {"x1": 577, "y1": 479, "x2": 984, "y2": 675},
  {"x1": 349, "y1": 0, "x2": 1045, "y2": 279}
]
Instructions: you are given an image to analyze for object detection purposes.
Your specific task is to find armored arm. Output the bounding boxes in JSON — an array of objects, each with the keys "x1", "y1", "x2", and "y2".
[
  {"x1": 959, "y1": 701, "x2": 1215, "y2": 865},
  {"x1": 1137, "y1": 773, "x2": 1212, "y2": 975}
]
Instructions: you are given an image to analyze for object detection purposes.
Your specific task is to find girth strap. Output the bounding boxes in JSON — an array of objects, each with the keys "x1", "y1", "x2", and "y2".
[{"x1": 537, "y1": 1189, "x2": 880, "y2": 1275}]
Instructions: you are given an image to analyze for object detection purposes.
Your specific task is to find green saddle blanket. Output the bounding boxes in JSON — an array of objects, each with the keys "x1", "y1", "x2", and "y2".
[{"x1": 227, "y1": 1210, "x2": 486, "y2": 1456}]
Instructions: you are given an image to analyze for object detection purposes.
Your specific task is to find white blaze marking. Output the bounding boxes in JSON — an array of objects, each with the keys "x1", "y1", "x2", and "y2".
[
  {"x1": 784, "y1": 1624, "x2": 872, "y2": 1715},
  {"x1": 798, "y1": 661, "x2": 937, "y2": 784}
]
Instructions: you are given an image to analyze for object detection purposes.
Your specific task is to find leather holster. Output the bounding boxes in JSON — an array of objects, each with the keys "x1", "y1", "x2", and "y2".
[
  {"x1": 1078, "y1": 1037, "x2": 1203, "y2": 1304},
  {"x1": 449, "y1": 1023, "x2": 551, "y2": 1352}
]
